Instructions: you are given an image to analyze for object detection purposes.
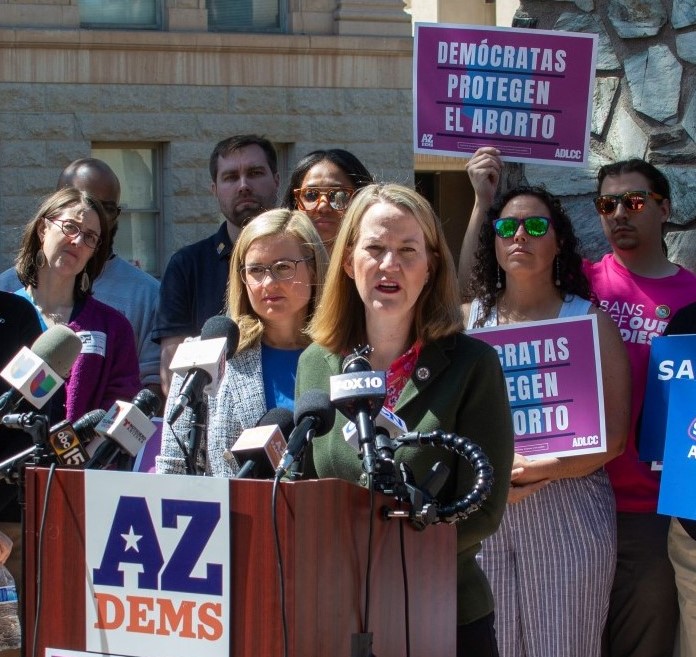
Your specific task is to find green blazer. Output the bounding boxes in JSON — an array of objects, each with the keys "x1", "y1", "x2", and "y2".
[{"x1": 296, "y1": 332, "x2": 514, "y2": 626}]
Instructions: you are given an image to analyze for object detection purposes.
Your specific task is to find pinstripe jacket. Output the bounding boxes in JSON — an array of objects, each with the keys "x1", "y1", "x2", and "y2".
[{"x1": 156, "y1": 343, "x2": 267, "y2": 477}]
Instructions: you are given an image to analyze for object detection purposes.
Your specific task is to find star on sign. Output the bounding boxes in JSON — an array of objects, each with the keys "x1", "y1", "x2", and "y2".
[{"x1": 121, "y1": 527, "x2": 142, "y2": 552}]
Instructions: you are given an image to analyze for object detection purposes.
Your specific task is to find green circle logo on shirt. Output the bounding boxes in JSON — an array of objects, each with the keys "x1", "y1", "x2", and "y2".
[{"x1": 655, "y1": 305, "x2": 671, "y2": 320}]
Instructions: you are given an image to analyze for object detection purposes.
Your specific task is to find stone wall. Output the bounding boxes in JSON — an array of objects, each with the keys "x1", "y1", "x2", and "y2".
[{"x1": 509, "y1": 0, "x2": 696, "y2": 270}]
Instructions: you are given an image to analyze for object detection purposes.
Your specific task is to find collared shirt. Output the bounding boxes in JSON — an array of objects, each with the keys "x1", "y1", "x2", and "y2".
[{"x1": 153, "y1": 222, "x2": 234, "y2": 342}]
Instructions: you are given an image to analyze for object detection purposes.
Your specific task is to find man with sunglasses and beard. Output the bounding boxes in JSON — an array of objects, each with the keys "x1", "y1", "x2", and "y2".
[
  {"x1": 153, "y1": 135, "x2": 280, "y2": 395},
  {"x1": 459, "y1": 148, "x2": 696, "y2": 657}
]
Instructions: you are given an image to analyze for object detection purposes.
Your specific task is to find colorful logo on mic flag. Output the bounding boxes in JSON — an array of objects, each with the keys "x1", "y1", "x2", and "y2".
[
  {"x1": 84, "y1": 471, "x2": 230, "y2": 657},
  {"x1": 0, "y1": 346, "x2": 62, "y2": 408}
]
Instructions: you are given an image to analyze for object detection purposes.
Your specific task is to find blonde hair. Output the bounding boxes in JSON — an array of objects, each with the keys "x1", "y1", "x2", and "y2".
[
  {"x1": 309, "y1": 183, "x2": 462, "y2": 353},
  {"x1": 227, "y1": 209, "x2": 329, "y2": 352}
]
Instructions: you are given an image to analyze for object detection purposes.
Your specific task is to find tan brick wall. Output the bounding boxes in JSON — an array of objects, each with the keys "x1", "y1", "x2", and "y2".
[{"x1": 0, "y1": 23, "x2": 413, "y2": 270}]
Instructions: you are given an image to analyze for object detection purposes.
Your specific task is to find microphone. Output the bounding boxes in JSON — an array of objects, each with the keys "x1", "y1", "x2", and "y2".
[
  {"x1": 0, "y1": 409, "x2": 106, "y2": 471},
  {"x1": 166, "y1": 316, "x2": 240, "y2": 426},
  {"x1": 231, "y1": 407, "x2": 294, "y2": 479},
  {"x1": 0, "y1": 324, "x2": 82, "y2": 413},
  {"x1": 86, "y1": 389, "x2": 161, "y2": 469},
  {"x1": 329, "y1": 348, "x2": 386, "y2": 475},
  {"x1": 274, "y1": 389, "x2": 335, "y2": 480},
  {"x1": 47, "y1": 409, "x2": 106, "y2": 467}
]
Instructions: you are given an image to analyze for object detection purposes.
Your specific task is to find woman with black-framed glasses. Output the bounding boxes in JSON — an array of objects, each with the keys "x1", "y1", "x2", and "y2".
[
  {"x1": 157, "y1": 209, "x2": 329, "y2": 477},
  {"x1": 462, "y1": 185, "x2": 631, "y2": 657},
  {"x1": 281, "y1": 148, "x2": 373, "y2": 250},
  {"x1": 12, "y1": 187, "x2": 140, "y2": 423}
]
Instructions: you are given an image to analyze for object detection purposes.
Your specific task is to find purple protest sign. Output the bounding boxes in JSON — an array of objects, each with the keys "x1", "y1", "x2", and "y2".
[
  {"x1": 469, "y1": 316, "x2": 605, "y2": 458},
  {"x1": 414, "y1": 24, "x2": 597, "y2": 166}
]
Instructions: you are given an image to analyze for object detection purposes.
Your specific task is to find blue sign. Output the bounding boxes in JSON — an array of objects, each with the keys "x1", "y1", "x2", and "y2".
[
  {"x1": 657, "y1": 379, "x2": 696, "y2": 520},
  {"x1": 639, "y1": 334, "x2": 696, "y2": 461}
]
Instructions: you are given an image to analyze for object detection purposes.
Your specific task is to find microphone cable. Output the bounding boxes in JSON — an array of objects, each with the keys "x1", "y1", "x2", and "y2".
[
  {"x1": 31, "y1": 462, "x2": 57, "y2": 657},
  {"x1": 271, "y1": 475, "x2": 289, "y2": 657}
]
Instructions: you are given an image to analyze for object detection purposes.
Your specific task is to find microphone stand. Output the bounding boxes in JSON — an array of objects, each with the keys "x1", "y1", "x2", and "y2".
[{"x1": 185, "y1": 399, "x2": 208, "y2": 476}]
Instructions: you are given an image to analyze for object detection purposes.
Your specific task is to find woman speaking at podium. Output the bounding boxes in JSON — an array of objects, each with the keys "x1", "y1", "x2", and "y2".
[
  {"x1": 157, "y1": 209, "x2": 328, "y2": 477},
  {"x1": 295, "y1": 183, "x2": 514, "y2": 656}
]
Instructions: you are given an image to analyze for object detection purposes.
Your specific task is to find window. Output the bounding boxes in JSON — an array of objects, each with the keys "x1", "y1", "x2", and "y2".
[
  {"x1": 208, "y1": 0, "x2": 284, "y2": 33},
  {"x1": 92, "y1": 144, "x2": 163, "y2": 278},
  {"x1": 79, "y1": 0, "x2": 161, "y2": 29}
]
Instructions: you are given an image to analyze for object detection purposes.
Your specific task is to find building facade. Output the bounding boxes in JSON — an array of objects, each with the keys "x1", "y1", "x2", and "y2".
[{"x1": 0, "y1": 0, "x2": 415, "y2": 276}]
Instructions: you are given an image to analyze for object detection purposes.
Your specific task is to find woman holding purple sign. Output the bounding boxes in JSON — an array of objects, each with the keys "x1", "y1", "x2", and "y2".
[{"x1": 462, "y1": 185, "x2": 630, "y2": 657}]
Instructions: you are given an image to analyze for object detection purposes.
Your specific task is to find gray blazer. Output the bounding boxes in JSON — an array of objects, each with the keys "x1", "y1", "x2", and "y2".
[{"x1": 156, "y1": 344, "x2": 266, "y2": 477}]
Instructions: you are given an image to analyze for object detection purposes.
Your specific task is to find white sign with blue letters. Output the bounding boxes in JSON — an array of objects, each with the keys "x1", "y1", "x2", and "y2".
[{"x1": 84, "y1": 471, "x2": 230, "y2": 657}]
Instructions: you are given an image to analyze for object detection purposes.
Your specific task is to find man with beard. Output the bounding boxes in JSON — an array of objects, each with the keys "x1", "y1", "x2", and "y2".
[
  {"x1": 153, "y1": 135, "x2": 279, "y2": 394},
  {"x1": 460, "y1": 149, "x2": 696, "y2": 657}
]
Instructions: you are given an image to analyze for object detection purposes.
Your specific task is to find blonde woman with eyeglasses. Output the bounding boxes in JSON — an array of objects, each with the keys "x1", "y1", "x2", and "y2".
[
  {"x1": 13, "y1": 187, "x2": 140, "y2": 422},
  {"x1": 157, "y1": 209, "x2": 328, "y2": 477}
]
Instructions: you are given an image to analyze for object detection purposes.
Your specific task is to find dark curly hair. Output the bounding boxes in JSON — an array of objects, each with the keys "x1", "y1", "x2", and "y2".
[{"x1": 469, "y1": 186, "x2": 592, "y2": 326}]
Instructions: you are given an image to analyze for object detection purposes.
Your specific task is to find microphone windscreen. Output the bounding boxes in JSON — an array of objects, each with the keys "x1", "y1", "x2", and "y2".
[
  {"x1": 32, "y1": 324, "x2": 83, "y2": 378},
  {"x1": 74, "y1": 409, "x2": 107, "y2": 433},
  {"x1": 256, "y1": 407, "x2": 294, "y2": 437},
  {"x1": 132, "y1": 388, "x2": 161, "y2": 418},
  {"x1": 294, "y1": 389, "x2": 335, "y2": 435},
  {"x1": 200, "y1": 316, "x2": 240, "y2": 357},
  {"x1": 342, "y1": 352, "x2": 371, "y2": 374}
]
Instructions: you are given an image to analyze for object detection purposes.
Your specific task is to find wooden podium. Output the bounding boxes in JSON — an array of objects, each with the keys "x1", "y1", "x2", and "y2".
[{"x1": 22, "y1": 468, "x2": 456, "y2": 656}]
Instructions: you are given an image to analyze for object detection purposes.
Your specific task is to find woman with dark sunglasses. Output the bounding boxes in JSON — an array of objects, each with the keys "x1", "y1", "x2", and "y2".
[
  {"x1": 281, "y1": 149, "x2": 373, "y2": 250},
  {"x1": 461, "y1": 185, "x2": 631, "y2": 657}
]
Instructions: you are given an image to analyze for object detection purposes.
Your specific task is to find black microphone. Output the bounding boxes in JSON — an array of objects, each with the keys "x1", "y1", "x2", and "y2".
[
  {"x1": 232, "y1": 407, "x2": 294, "y2": 479},
  {"x1": 274, "y1": 390, "x2": 335, "y2": 480},
  {"x1": 0, "y1": 324, "x2": 83, "y2": 414},
  {"x1": 47, "y1": 409, "x2": 106, "y2": 467},
  {"x1": 0, "y1": 408, "x2": 106, "y2": 471},
  {"x1": 166, "y1": 316, "x2": 240, "y2": 426},
  {"x1": 85, "y1": 389, "x2": 161, "y2": 469},
  {"x1": 329, "y1": 348, "x2": 386, "y2": 475}
]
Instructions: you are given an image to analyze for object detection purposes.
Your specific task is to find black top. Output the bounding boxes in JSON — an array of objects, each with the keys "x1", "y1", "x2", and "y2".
[
  {"x1": 0, "y1": 292, "x2": 43, "y2": 521},
  {"x1": 152, "y1": 222, "x2": 234, "y2": 342},
  {"x1": 663, "y1": 301, "x2": 696, "y2": 541}
]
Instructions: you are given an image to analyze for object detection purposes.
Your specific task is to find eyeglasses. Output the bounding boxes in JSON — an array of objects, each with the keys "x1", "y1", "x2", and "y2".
[
  {"x1": 294, "y1": 187, "x2": 354, "y2": 212},
  {"x1": 594, "y1": 190, "x2": 664, "y2": 216},
  {"x1": 99, "y1": 200, "x2": 122, "y2": 221},
  {"x1": 46, "y1": 218, "x2": 102, "y2": 249},
  {"x1": 492, "y1": 216, "x2": 552, "y2": 239},
  {"x1": 240, "y1": 257, "x2": 312, "y2": 285}
]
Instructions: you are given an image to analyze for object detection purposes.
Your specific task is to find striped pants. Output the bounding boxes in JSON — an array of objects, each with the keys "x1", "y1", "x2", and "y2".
[{"x1": 477, "y1": 469, "x2": 616, "y2": 657}]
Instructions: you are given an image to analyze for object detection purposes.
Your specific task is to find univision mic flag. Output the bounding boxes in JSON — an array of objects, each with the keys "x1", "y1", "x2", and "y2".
[
  {"x1": 84, "y1": 471, "x2": 230, "y2": 657},
  {"x1": 0, "y1": 345, "x2": 63, "y2": 408}
]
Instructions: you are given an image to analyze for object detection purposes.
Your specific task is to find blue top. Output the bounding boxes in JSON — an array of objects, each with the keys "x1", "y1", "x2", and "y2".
[
  {"x1": 152, "y1": 222, "x2": 234, "y2": 342},
  {"x1": 261, "y1": 343, "x2": 304, "y2": 411}
]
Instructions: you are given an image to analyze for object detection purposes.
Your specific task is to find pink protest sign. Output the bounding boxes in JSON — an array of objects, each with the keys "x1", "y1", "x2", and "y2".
[
  {"x1": 469, "y1": 316, "x2": 606, "y2": 458},
  {"x1": 414, "y1": 24, "x2": 597, "y2": 166}
]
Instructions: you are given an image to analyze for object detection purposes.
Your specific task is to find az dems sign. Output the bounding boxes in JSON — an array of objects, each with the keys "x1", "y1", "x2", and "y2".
[
  {"x1": 84, "y1": 471, "x2": 230, "y2": 657},
  {"x1": 413, "y1": 23, "x2": 597, "y2": 166}
]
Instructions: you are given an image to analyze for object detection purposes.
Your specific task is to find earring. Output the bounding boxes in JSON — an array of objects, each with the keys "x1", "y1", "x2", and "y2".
[
  {"x1": 80, "y1": 271, "x2": 90, "y2": 293},
  {"x1": 555, "y1": 258, "x2": 561, "y2": 287},
  {"x1": 35, "y1": 250, "x2": 47, "y2": 268},
  {"x1": 496, "y1": 266, "x2": 503, "y2": 290}
]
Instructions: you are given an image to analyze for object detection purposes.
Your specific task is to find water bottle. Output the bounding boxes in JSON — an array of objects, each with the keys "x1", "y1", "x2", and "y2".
[{"x1": 0, "y1": 564, "x2": 20, "y2": 651}]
